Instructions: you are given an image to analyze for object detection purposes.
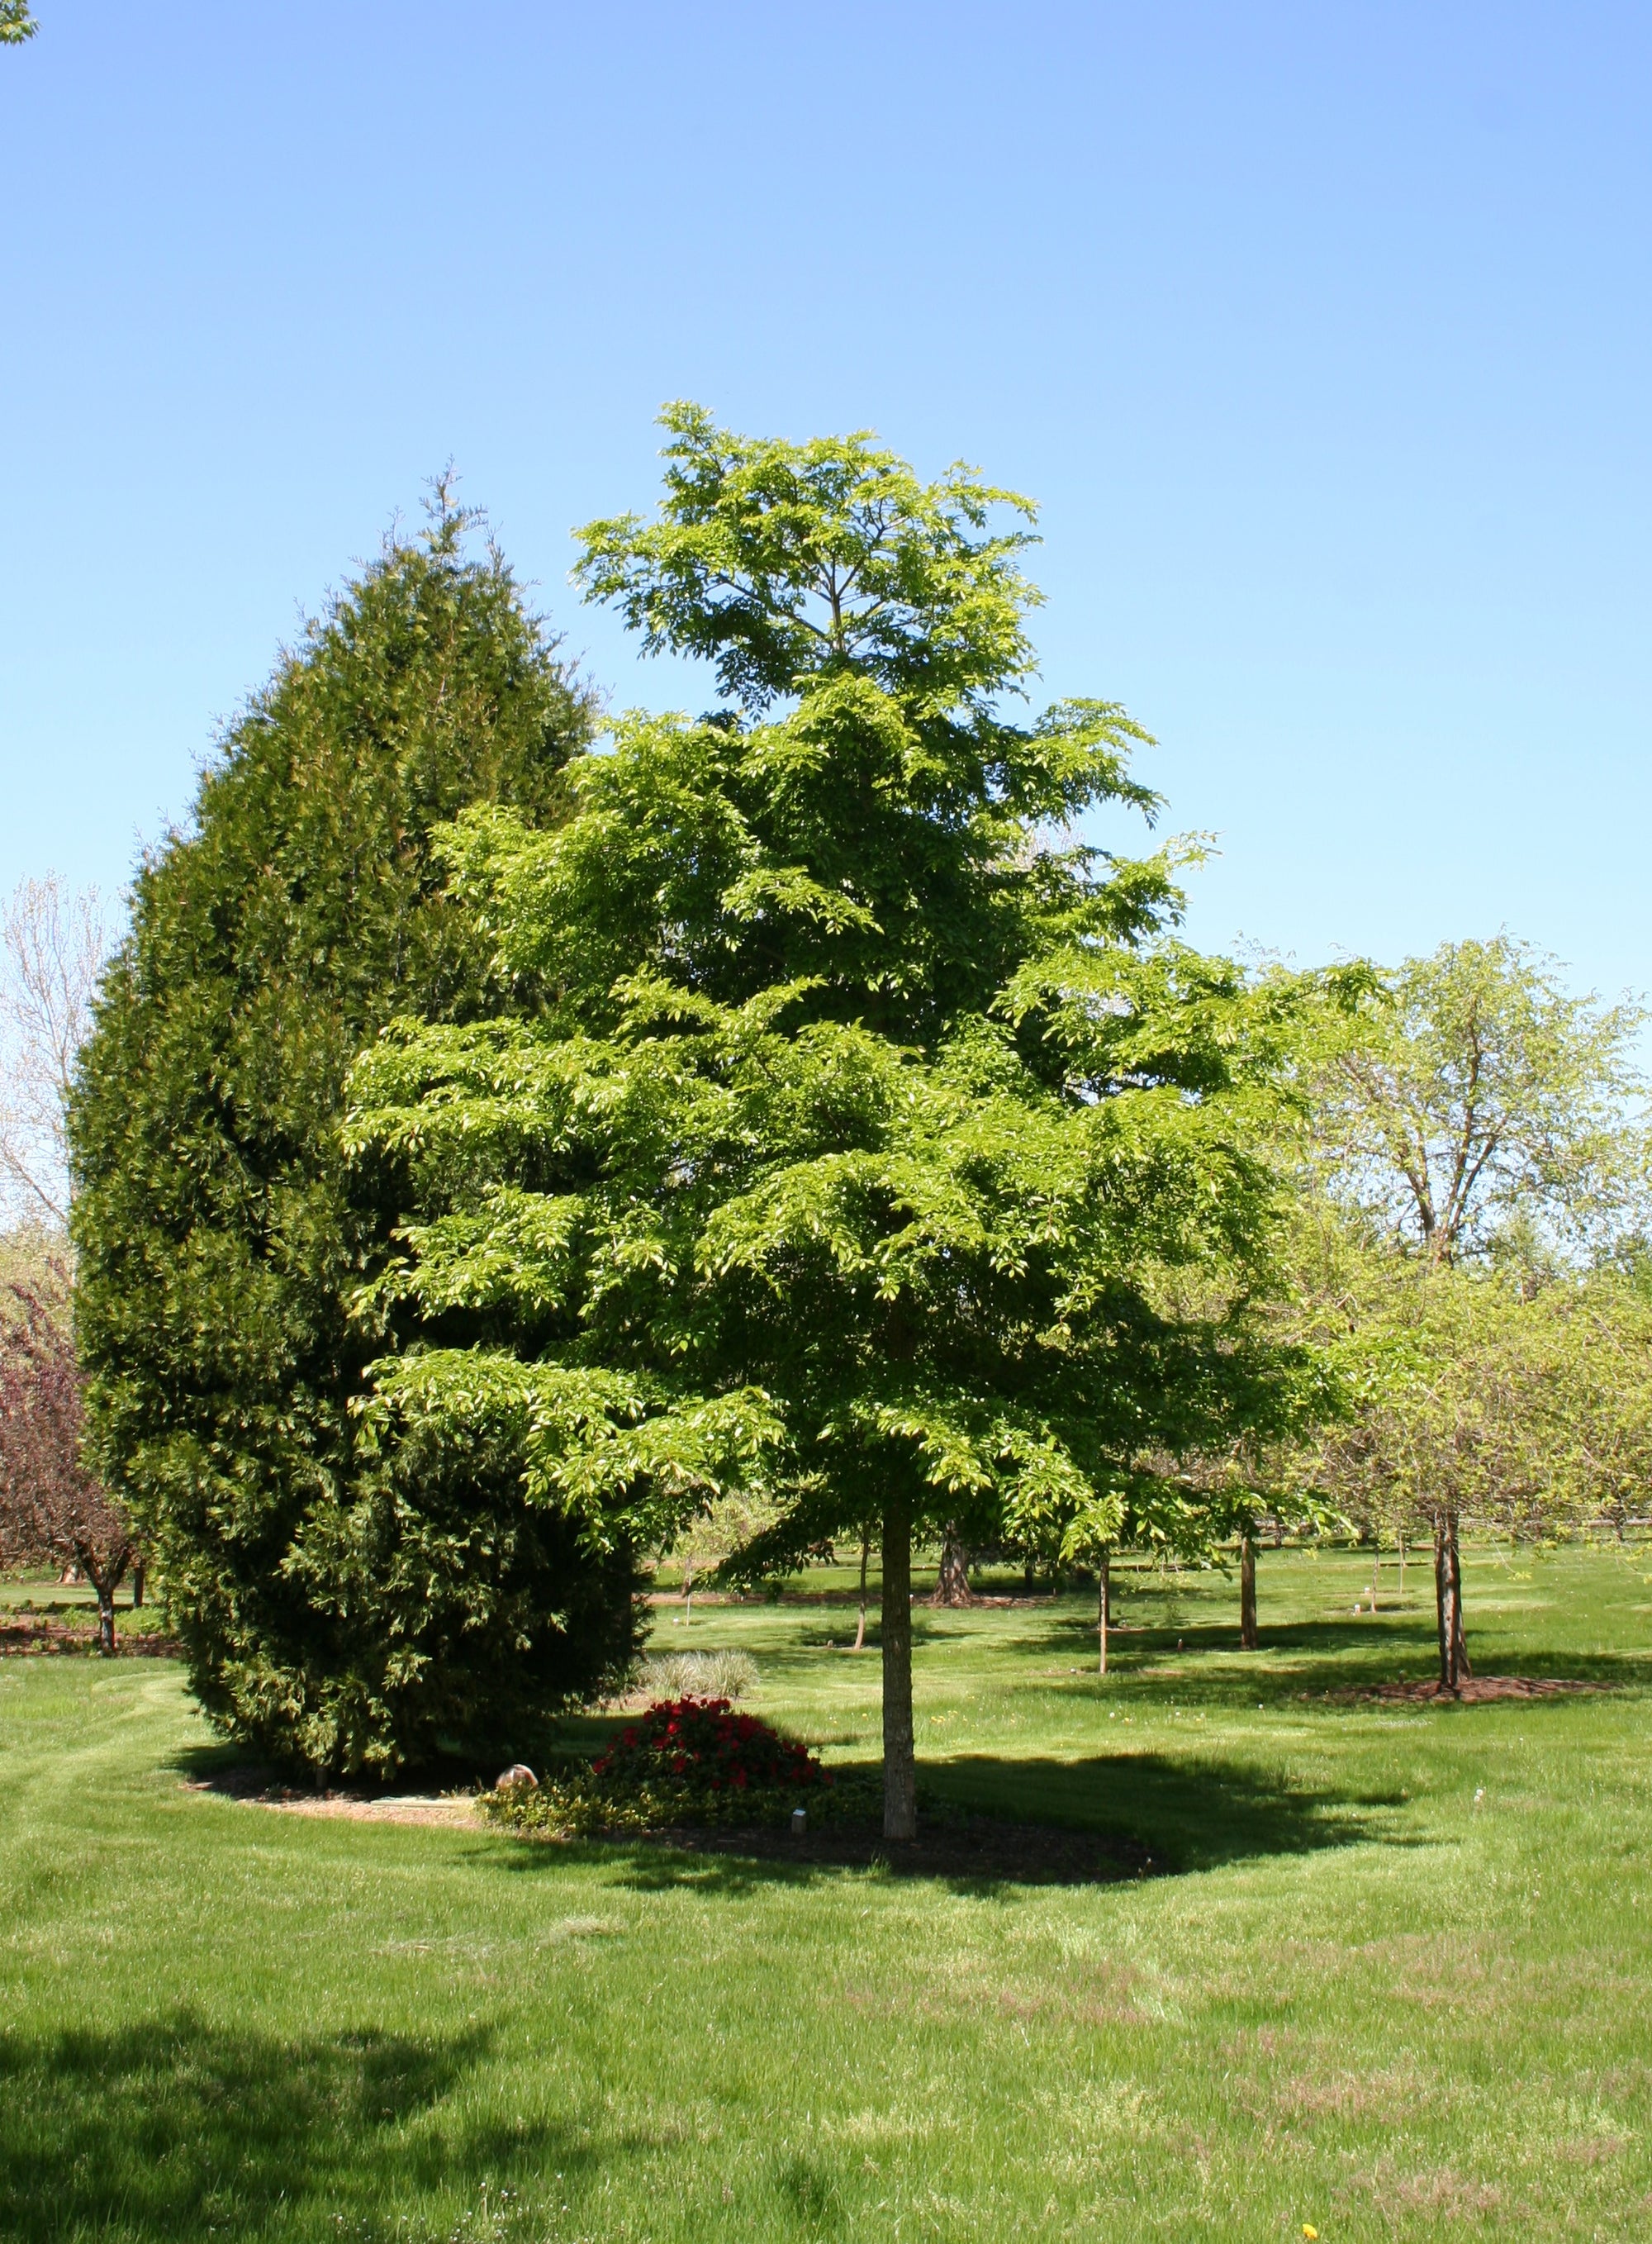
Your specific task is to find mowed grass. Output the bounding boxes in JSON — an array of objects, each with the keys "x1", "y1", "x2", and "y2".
[{"x1": 2, "y1": 1546, "x2": 1650, "y2": 2242}]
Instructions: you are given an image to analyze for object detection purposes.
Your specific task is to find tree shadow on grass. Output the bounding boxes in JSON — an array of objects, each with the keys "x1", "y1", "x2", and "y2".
[
  {"x1": 0, "y1": 2013, "x2": 589, "y2": 2242},
  {"x1": 1024, "y1": 1614, "x2": 1652, "y2": 1702},
  {"x1": 927, "y1": 1751, "x2": 1404, "y2": 1876},
  {"x1": 486, "y1": 1746, "x2": 1398, "y2": 1899}
]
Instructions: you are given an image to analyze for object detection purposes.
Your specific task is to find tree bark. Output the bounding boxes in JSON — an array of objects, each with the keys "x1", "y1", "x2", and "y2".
[
  {"x1": 1239, "y1": 1530, "x2": 1258, "y2": 1651},
  {"x1": 1434, "y1": 1509, "x2": 1471, "y2": 1690},
  {"x1": 881, "y1": 1502, "x2": 915, "y2": 1840},
  {"x1": 928, "y1": 1523, "x2": 975, "y2": 1606},
  {"x1": 74, "y1": 1540, "x2": 128, "y2": 1656},
  {"x1": 1097, "y1": 1548, "x2": 1110, "y2": 1676},
  {"x1": 852, "y1": 1528, "x2": 869, "y2": 1653},
  {"x1": 131, "y1": 1563, "x2": 145, "y2": 1609}
]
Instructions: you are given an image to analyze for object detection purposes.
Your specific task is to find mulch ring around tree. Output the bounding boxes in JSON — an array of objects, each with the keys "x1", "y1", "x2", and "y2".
[
  {"x1": 186, "y1": 1766, "x2": 1155, "y2": 1882},
  {"x1": 0, "y1": 1616, "x2": 180, "y2": 1657},
  {"x1": 1349, "y1": 1676, "x2": 1605, "y2": 1705}
]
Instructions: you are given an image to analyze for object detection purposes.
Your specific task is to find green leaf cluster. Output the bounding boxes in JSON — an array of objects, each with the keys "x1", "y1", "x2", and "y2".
[{"x1": 346, "y1": 414, "x2": 1321, "y2": 1631}]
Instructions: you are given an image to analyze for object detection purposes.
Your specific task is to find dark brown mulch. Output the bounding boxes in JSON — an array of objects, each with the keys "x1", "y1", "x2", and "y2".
[
  {"x1": 1354, "y1": 1675, "x2": 1602, "y2": 1705},
  {"x1": 619, "y1": 1814, "x2": 1156, "y2": 1885},
  {"x1": 0, "y1": 1618, "x2": 180, "y2": 1657}
]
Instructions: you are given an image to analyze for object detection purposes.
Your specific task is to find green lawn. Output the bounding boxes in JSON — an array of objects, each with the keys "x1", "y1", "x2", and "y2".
[{"x1": 2, "y1": 1544, "x2": 1650, "y2": 2241}]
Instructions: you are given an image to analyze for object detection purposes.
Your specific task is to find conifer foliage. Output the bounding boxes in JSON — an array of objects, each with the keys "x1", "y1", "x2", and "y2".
[
  {"x1": 69, "y1": 498, "x2": 639, "y2": 1774},
  {"x1": 345, "y1": 411, "x2": 1316, "y2": 1833}
]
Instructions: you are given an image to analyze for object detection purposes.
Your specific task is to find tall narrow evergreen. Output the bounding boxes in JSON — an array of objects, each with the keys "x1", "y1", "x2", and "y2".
[{"x1": 70, "y1": 498, "x2": 639, "y2": 1774}]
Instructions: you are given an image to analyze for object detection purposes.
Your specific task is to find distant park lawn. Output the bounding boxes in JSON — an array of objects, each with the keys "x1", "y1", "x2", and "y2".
[{"x1": 2, "y1": 1544, "x2": 1650, "y2": 2242}]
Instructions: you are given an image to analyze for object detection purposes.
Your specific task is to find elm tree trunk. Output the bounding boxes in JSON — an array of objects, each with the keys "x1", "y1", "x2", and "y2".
[
  {"x1": 881, "y1": 1503, "x2": 916, "y2": 1840},
  {"x1": 1240, "y1": 1530, "x2": 1258, "y2": 1652}
]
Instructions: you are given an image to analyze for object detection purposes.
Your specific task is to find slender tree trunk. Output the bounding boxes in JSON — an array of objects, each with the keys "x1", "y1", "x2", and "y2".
[
  {"x1": 131, "y1": 1563, "x2": 145, "y2": 1609},
  {"x1": 852, "y1": 1528, "x2": 869, "y2": 1652},
  {"x1": 682, "y1": 1560, "x2": 694, "y2": 1628},
  {"x1": 74, "y1": 1543, "x2": 127, "y2": 1656},
  {"x1": 929, "y1": 1524, "x2": 974, "y2": 1606},
  {"x1": 881, "y1": 1502, "x2": 915, "y2": 1840},
  {"x1": 1446, "y1": 1510, "x2": 1470, "y2": 1684},
  {"x1": 1434, "y1": 1509, "x2": 1471, "y2": 1690},
  {"x1": 1398, "y1": 1534, "x2": 1405, "y2": 1604},
  {"x1": 1097, "y1": 1548, "x2": 1111, "y2": 1676},
  {"x1": 1240, "y1": 1530, "x2": 1258, "y2": 1651}
]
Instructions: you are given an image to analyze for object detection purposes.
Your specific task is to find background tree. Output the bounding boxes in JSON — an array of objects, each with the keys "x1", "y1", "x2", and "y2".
[
  {"x1": 1311, "y1": 936, "x2": 1646, "y2": 1265},
  {"x1": 1294, "y1": 940, "x2": 1649, "y2": 1684},
  {"x1": 0, "y1": 1259, "x2": 135, "y2": 1651},
  {"x1": 345, "y1": 408, "x2": 1320, "y2": 1834},
  {"x1": 69, "y1": 495, "x2": 640, "y2": 1776},
  {"x1": 0, "y1": 875, "x2": 110, "y2": 1230}
]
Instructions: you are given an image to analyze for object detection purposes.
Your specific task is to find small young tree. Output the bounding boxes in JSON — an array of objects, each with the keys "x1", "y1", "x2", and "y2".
[
  {"x1": 0, "y1": 1265, "x2": 135, "y2": 1651},
  {"x1": 346, "y1": 407, "x2": 1321, "y2": 1834}
]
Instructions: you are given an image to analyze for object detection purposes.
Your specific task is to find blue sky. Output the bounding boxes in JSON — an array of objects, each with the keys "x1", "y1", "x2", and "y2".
[{"x1": 2, "y1": 2, "x2": 1648, "y2": 1001}]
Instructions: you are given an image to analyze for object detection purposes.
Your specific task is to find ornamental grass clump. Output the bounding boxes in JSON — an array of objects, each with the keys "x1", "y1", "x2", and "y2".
[
  {"x1": 485, "y1": 1695, "x2": 833, "y2": 1836},
  {"x1": 638, "y1": 1648, "x2": 757, "y2": 1701}
]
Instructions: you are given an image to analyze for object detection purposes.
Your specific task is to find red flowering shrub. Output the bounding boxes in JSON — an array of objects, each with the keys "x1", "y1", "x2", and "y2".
[
  {"x1": 484, "y1": 1695, "x2": 840, "y2": 1836},
  {"x1": 593, "y1": 1697, "x2": 828, "y2": 1799}
]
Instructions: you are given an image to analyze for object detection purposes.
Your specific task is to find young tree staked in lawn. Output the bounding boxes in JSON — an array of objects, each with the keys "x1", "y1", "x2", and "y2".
[
  {"x1": 69, "y1": 494, "x2": 642, "y2": 1776},
  {"x1": 345, "y1": 408, "x2": 1318, "y2": 1834},
  {"x1": 0, "y1": 1260, "x2": 135, "y2": 1650},
  {"x1": 1304, "y1": 943, "x2": 1648, "y2": 1685}
]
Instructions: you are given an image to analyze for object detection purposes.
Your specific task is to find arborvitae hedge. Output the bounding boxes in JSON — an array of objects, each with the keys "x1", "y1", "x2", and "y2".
[{"x1": 69, "y1": 503, "x2": 641, "y2": 1775}]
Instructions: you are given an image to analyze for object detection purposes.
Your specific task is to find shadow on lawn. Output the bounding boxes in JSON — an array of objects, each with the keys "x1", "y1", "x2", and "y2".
[
  {"x1": 491, "y1": 1747, "x2": 1394, "y2": 1899},
  {"x1": 1025, "y1": 1614, "x2": 1651, "y2": 1700},
  {"x1": 928, "y1": 1750, "x2": 1403, "y2": 1876},
  {"x1": 0, "y1": 2013, "x2": 584, "y2": 2241}
]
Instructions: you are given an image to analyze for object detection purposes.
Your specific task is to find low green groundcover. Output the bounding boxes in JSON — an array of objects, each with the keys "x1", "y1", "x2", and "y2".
[{"x1": 482, "y1": 1695, "x2": 870, "y2": 1836}]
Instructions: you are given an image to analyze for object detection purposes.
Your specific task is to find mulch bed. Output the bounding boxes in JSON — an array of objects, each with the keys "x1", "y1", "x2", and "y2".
[
  {"x1": 184, "y1": 1767, "x2": 476, "y2": 1824},
  {"x1": 188, "y1": 1765, "x2": 1151, "y2": 1883},
  {"x1": 0, "y1": 1618, "x2": 180, "y2": 1657},
  {"x1": 1354, "y1": 1676, "x2": 1602, "y2": 1705}
]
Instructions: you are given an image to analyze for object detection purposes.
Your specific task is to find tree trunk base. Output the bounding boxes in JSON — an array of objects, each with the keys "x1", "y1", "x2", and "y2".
[{"x1": 927, "y1": 1527, "x2": 976, "y2": 1606}]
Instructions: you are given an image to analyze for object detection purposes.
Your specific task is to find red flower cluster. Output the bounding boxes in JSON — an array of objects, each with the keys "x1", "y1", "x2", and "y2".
[{"x1": 591, "y1": 1697, "x2": 829, "y2": 1797}]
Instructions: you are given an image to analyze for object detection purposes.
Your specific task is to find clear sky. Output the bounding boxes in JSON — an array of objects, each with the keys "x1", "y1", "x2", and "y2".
[{"x1": 2, "y1": 2, "x2": 1648, "y2": 1003}]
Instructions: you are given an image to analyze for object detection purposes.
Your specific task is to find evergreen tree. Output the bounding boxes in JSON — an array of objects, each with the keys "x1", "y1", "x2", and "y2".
[{"x1": 69, "y1": 496, "x2": 639, "y2": 1775}]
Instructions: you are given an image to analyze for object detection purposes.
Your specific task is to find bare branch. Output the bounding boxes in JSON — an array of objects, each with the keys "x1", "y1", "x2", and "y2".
[{"x1": 0, "y1": 876, "x2": 112, "y2": 1229}]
